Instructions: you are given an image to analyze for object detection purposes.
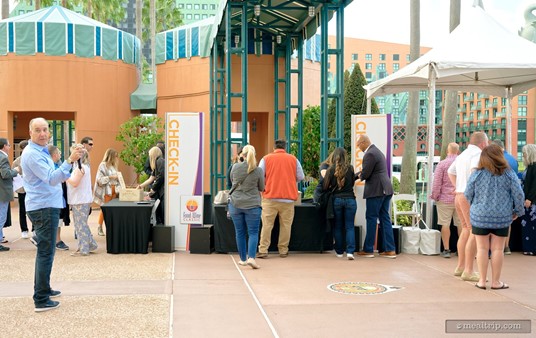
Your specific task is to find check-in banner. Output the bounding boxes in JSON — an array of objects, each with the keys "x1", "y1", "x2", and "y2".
[
  {"x1": 166, "y1": 112, "x2": 204, "y2": 250},
  {"x1": 351, "y1": 114, "x2": 392, "y2": 235}
]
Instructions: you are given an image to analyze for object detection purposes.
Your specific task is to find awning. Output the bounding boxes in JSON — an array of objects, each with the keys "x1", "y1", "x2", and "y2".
[{"x1": 130, "y1": 83, "x2": 157, "y2": 110}]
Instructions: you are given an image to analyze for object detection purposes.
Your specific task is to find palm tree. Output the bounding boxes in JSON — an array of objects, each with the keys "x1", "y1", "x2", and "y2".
[
  {"x1": 440, "y1": 0, "x2": 461, "y2": 159},
  {"x1": 1, "y1": 0, "x2": 8, "y2": 19},
  {"x1": 400, "y1": 0, "x2": 420, "y2": 194}
]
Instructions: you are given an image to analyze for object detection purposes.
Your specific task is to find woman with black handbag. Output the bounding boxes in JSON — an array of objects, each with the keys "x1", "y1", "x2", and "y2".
[
  {"x1": 228, "y1": 145, "x2": 265, "y2": 269},
  {"x1": 323, "y1": 147, "x2": 357, "y2": 260}
]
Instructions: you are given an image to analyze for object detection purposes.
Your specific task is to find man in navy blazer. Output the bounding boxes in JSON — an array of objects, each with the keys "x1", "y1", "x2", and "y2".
[
  {"x1": 0, "y1": 138, "x2": 20, "y2": 251},
  {"x1": 356, "y1": 134, "x2": 397, "y2": 258}
]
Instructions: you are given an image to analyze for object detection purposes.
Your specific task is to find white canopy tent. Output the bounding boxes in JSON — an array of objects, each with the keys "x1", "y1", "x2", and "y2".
[{"x1": 364, "y1": 5, "x2": 536, "y2": 227}]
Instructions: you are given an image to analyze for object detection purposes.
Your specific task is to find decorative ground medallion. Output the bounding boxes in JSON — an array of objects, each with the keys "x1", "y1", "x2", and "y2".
[{"x1": 328, "y1": 282, "x2": 404, "y2": 295}]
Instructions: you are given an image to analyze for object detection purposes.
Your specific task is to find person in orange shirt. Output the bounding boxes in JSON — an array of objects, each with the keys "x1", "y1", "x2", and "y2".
[{"x1": 257, "y1": 140, "x2": 304, "y2": 258}]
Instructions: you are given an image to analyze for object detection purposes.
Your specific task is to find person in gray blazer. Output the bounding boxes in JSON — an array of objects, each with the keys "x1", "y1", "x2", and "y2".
[
  {"x1": 0, "y1": 138, "x2": 20, "y2": 251},
  {"x1": 355, "y1": 134, "x2": 396, "y2": 259}
]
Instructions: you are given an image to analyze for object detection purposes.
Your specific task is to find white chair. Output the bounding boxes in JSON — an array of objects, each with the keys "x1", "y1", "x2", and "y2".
[{"x1": 392, "y1": 194, "x2": 422, "y2": 227}]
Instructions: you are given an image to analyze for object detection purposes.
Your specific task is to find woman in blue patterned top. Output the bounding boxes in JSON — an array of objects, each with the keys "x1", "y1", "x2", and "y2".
[{"x1": 465, "y1": 144, "x2": 525, "y2": 290}]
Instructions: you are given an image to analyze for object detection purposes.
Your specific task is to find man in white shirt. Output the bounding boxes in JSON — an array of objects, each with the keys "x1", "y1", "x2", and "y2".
[{"x1": 448, "y1": 132, "x2": 489, "y2": 282}]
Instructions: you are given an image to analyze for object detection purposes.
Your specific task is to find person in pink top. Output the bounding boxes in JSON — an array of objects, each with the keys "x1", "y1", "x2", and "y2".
[{"x1": 431, "y1": 143, "x2": 461, "y2": 258}]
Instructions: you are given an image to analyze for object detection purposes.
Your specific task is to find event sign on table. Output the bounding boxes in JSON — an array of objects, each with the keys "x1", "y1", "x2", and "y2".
[{"x1": 166, "y1": 112, "x2": 204, "y2": 250}]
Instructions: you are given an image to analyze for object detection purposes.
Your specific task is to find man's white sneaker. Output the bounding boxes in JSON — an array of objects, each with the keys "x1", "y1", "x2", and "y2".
[
  {"x1": 347, "y1": 253, "x2": 355, "y2": 260},
  {"x1": 21, "y1": 231, "x2": 29, "y2": 239}
]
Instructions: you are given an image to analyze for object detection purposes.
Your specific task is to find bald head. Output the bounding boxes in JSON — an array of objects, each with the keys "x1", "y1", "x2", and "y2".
[
  {"x1": 357, "y1": 134, "x2": 371, "y2": 150},
  {"x1": 447, "y1": 143, "x2": 459, "y2": 155},
  {"x1": 29, "y1": 117, "x2": 50, "y2": 146}
]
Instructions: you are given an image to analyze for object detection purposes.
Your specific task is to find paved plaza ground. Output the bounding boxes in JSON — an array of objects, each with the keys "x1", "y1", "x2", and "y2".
[{"x1": 1, "y1": 202, "x2": 535, "y2": 337}]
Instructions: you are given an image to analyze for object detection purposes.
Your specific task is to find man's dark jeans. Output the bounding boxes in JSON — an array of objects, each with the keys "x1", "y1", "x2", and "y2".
[{"x1": 27, "y1": 208, "x2": 59, "y2": 306}]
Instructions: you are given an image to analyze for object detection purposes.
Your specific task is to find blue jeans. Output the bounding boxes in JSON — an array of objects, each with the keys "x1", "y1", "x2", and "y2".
[
  {"x1": 27, "y1": 208, "x2": 60, "y2": 306},
  {"x1": 0, "y1": 201, "x2": 8, "y2": 239},
  {"x1": 364, "y1": 195, "x2": 396, "y2": 253},
  {"x1": 333, "y1": 197, "x2": 357, "y2": 254},
  {"x1": 229, "y1": 204, "x2": 261, "y2": 261}
]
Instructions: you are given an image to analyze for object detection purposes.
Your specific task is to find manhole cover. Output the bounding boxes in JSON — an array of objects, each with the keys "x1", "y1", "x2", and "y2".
[{"x1": 328, "y1": 282, "x2": 403, "y2": 295}]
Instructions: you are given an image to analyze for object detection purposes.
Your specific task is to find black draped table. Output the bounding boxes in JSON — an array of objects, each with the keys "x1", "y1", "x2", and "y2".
[
  {"x1": 213, "y1": 204, "x2": 333, "y2": 253},
  {"x1": 101, "y1": 199, "x2": 154, "y2": 254}
]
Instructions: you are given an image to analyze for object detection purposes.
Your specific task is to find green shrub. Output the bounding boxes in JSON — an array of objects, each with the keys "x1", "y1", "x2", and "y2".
[
  {"x1": 393, "y1": 199, "x2": 415, "y2": 226},
  {"x1": 303, "y1": 178, "x2": 318, "y2": 199}
]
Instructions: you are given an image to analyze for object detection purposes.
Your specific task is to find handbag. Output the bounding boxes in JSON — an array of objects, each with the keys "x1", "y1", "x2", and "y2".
[
  {"x1": 316, "y1": 185, "x2": 337, "y2": 219},
  {"x1": 214, "y1": 190, "x2": 230, "y2": 205},
  {"x1": 67, "y1": 167, "x2": 85, "y2": 188}
]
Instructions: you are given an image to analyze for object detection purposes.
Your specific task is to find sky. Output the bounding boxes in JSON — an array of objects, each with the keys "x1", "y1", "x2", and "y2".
[{"x1": 329, "y1": 0, "x2": 535, "y2": 47}]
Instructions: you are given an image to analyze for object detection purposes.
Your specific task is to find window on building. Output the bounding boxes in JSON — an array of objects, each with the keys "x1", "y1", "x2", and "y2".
[
  {"x1": 352, "y1": 53, "x2": 358, "y2": 61},
  {"x1": 365, "y1": 63, "x2": 372, "y2": 70},
  {"x1": 379, "y1": 54, "x2": 386, "y2": 60},
  {"x1": 518, "y1": 107, "x2": 527, "y2": 116},
  {"x1": 393, "y1": 54, "x2": 399, "y2": 61},
  {"x1": 19, "y1": 10, "x2": 25, "y2": 15},
  {"x1": 365, "y1": 72, "x2": 372, "y2": 79},
  {"x1": 186, "y1": 4, "x2": 192, "y2": 9},
  {"x1": 379, "y1": 72, "x2": 386, "y2": 79},
  {"x1": 378, "y1": 63, "x2": 386, "y2": 70},
  {"x1": 406, "y1": 54, "x2": 410, "y2": 61},
  {"x1": 393, "y1": 63, "x2": 399, "y2": 72},
  {"x1": 518, "y1": 95, "x2": 527, "y2": 105},
  {"x1": 194, "y1": 4, "x2": 200, "y2": 10},
  {"x1": 419, "y1": 116, "x2": 426, "y2": 124},
  {"x1": 393, "y1": 116, "x2": 399, "y2": 124},
  {"x1": 379, "y1": 108, "x2": 384, "y2": 113},
  {"x1": 202, "y1": 4, "x2": 208, "y2": 10},
  {"x1": 194, "y1": 14, "x2": 200, "y2": 19},
  {"x1": 393, "y1": 99, "x2": 399, "y2": 106},
  {"x1": 178, "y1": 4, "x2": 184, "y2": 9},
  {"x1": 392, "y1": 107, "x2": 399, "y2": 114},
  {"x1": 202, "y1": 14, "x2": 208, "y2": 18},
  {"x1": 210, "y1": 4, "x2": 216, "y2": 10},
  {"x1": 377, "y1": 97, "x2": 385, "y2": 106},
  {"x1": 186, "y1": 14, "x2": 192, "y2": 19},
  {"x1": 365, "y1": 53, "x2": 372, "y2": 61}
]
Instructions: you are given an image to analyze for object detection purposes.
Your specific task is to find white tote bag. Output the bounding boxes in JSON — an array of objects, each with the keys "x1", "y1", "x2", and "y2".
[
  {"x1": 400, "y1": 226, "x2": 421, "y2": 254},
  {"x1": 419, "y1": 225, "x2": 441, "y2": 255}
]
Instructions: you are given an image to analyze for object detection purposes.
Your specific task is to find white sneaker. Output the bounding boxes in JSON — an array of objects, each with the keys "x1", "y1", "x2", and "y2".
[
  {"x1": 347, "y1": 253, "x2": 355, "y2": 260},
  {"x1": 21, "y1": 231, "x2": 29, "y2": 239},
  {"x1": 237, "y1": 260, "x2": 248, "y2": 266},
  {"x1": 336, "y1": 254, "x2": 343, "y2": 258}
]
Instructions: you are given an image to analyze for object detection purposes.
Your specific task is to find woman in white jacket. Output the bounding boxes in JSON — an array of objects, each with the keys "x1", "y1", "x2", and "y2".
[
  {"x1": 67, "y1": 144, "x2": 97, "y2": 256},
  {"x1": 93, "y1": 148, "x2": 121, "y2": 236}
]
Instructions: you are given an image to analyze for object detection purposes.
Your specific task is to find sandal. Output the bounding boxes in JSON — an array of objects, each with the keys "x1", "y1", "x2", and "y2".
[{"x1": 490, "y1": 282, "x2": 509, "y2": 290}]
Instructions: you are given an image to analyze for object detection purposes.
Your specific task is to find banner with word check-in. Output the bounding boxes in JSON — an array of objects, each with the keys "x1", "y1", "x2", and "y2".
[
  {"x1": 351, "y1": 114, "x2": 392, "y2": 235},
  {"x1": 166, "y1": 112, "x2": 204, "y2": 250}
]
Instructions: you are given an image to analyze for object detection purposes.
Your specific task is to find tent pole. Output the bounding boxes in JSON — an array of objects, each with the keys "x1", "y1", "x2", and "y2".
[
  {"x1": 426, "y1": 67, "x2": 436, "y2": 228},
  {"x1": 366, "y1": 98, "x2": 371, "y2": 115},
  {"x1": 506, "y1": 87, "x2": 513, "y2": 155}
]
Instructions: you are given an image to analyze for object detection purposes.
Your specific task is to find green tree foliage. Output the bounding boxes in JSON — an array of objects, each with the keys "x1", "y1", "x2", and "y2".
[
  {"x1": 291, "y1": 105, "x2": 321, "y2": 179},
  {"x1": 330, "y1": 64, "x2": 379, "y2": 155},
  {"x1": 142, "y1": 0, "x2": 181, "y2": 42},
  {"x1": 116, "y1": 116, "x2": 164, "y2": 175}
]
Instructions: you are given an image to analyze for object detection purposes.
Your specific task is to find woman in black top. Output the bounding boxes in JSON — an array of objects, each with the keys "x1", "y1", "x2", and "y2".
[
  {"x1": 323, "y1": 147, "x2": 357, "y2": 260},
  {"x1": 521, "y1": 144, "x2": 536, "y2": 255}
]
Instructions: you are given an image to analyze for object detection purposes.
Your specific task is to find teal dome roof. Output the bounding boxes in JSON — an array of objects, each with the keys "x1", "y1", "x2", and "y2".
[{"x1": 0, "y1": 5, "x2": 140, "y2": 65}]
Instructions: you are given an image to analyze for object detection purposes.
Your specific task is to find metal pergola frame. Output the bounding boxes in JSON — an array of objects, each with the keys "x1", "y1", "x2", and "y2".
[{"x1": 209, "y1": 0, "x2": 352, "y2": 196}]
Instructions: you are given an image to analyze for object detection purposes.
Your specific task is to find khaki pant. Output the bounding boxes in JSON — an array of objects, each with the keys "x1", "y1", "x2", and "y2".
[
  {"x1": 436, "y1": 201, "x2": 461, "y2": 227},
  {"x1": 258, "y1": 199, "x2": 295, "y2": 254}
]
